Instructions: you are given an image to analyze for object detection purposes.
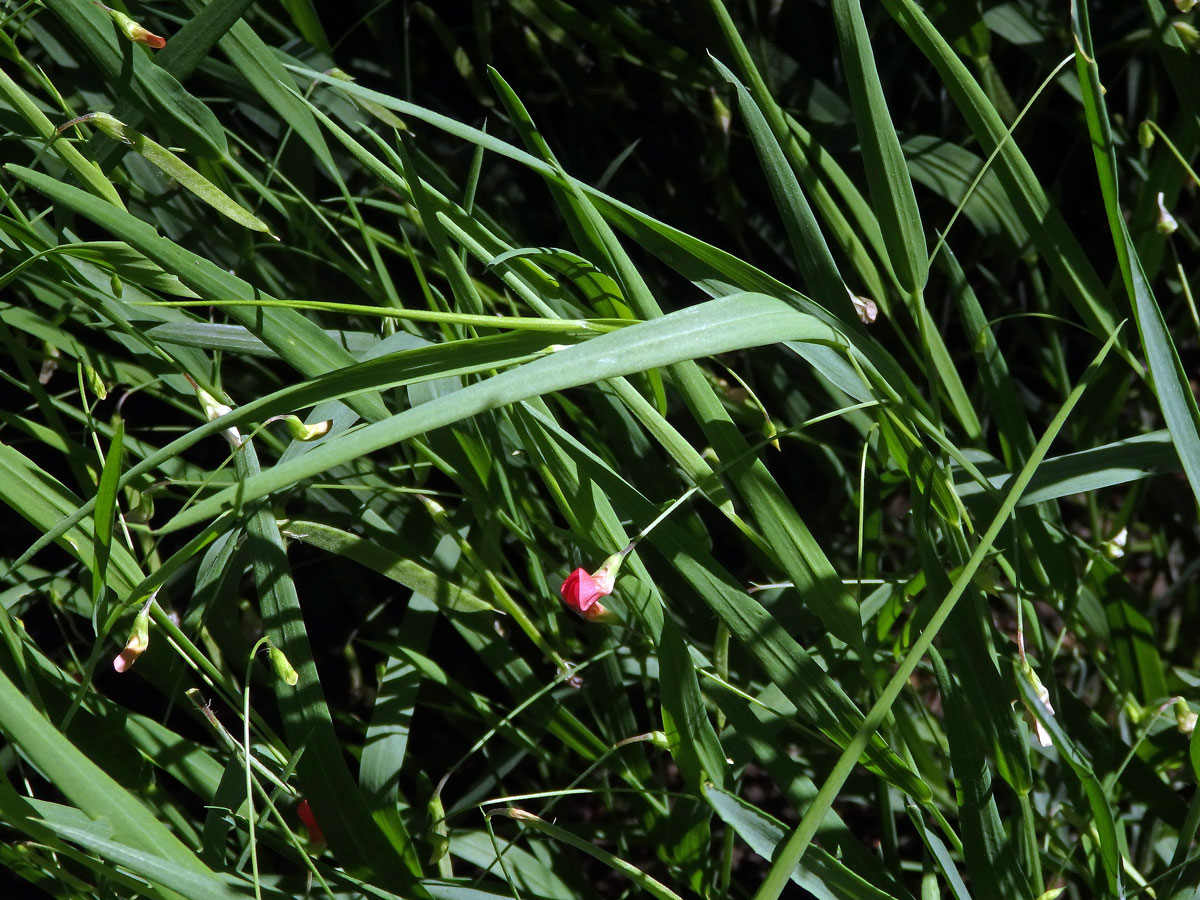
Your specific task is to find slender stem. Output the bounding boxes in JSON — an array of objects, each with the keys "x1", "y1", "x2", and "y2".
[{"x1": 244, "y1": 638, "x2": 270, "y2": 900}]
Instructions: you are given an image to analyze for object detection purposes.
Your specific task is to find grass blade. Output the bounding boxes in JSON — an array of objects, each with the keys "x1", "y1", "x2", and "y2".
[{"x1": 831, "y1": 0, "x2": 927, "y2": 293}]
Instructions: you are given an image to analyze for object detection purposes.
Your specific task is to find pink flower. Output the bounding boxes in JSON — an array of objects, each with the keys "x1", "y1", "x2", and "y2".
[{"x1": 560, "y1": 568, "x2": 613, "y2": 614}]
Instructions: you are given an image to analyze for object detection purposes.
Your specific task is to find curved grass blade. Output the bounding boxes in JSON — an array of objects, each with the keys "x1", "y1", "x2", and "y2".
[
  {"x1": 0, "y1": 665, "x2": 212, "y2": 878},
  {"x1": 30, "y1": 822, "x2": 255, "y2": 900},
  {"x1": 708, "y1": 56, "x2": 850, "y2": 320},
  {"x1": 930, "y1": 648, "x2": 1033, "y2": 900},
  {"x1": 6, "y1": 164, "x2": 388, "y2": 420},
  {"x1": 659, "y1": 618, "x2": 728, "y2": 791},
  {"x1": 90, "y1": 420, "x2": 124, "y2": 608},
  {"x1": 150, "y1": 294, "x2": 840, "y2": 530},
  {"x1": 6, "y1": 331, "x2": 564, "y2": 577},
  {"x1": 519, "y1": 405, "x2": 929, "y2": 798},
  {"x1": 59, "y1": 114, "x2": 274, "y2": 236},
  {"x1": 281, "y1": 520, "x2": 496, "y2": 614},
  {"x1": 234, "y1": 438, "x2": 424, "y2": 890},
  {"x1": 0, "y1": 66, "x2": 123, "y2": 207},
  {"x1": 1019, "y1": 674, "x2": 1123, "y2": 897}
]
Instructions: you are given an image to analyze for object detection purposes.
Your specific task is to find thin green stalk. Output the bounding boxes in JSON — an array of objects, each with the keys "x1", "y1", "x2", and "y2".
[{"x1": 141, "y1": 298, "x2": 621, "y2": 333}]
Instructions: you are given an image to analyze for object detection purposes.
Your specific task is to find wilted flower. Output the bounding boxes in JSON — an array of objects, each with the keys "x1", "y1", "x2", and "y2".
[
  {"x1": 1172, "y1": 19, "x2": 1200, "y2": 49},
  {"x1": 267, "y1": 414, "x2": 331, "y2": 442},
  {"x1": 184, "y1": 375, "x2": 241, "y2": 448},
  {"x1": 1102, "y1": 526, "x2": 1128, "y2": 559},
  {"x1": 710, "y1": 89, "x2": 732, "y2": 136},
  {"x1": 851, "y1": 293, "x2": 878, "y2": 324}
]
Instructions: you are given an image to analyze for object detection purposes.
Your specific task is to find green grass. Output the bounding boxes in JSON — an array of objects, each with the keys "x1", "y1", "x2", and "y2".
[{"x1": 0, "y1": 2, "x2": 1198, "y2": 899}]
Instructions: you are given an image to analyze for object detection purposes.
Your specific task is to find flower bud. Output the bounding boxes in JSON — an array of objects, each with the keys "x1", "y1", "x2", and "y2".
[
  {"x1": 1155, "y1": 192, "x2": 1178, "y2": 236},
  {"x1": 1175, "y1": 697, "x2": 1197, "y2": 735},
  {"x1": 82, "y1": 360, "x2": 107, "y2": 401},
  {"x1": 113, "y1": 601, "x2": 152, "y2": 673},
  {"x1": 646, "y1": 730, "x2": 671, "y2": 750},
  {"x1": 417, "y1": 494, "x2": 448, "y2": 520},
  {"x1": 427, "y1": 793, "x2": 449, "y2": 864},
  {"x1": 267, "y1": 643, "x2": 299, "y2": 686},
  {"x1": 1176, "y1": 0, "x2": 1197, "y2": 13},
  {"x1": 1138, "y1": 120, "x2": 1155, "y2": 149},
  {"x1": 270, "y1": 414, "x2": 331, "y2": 442},
  {"x1": 1102, "y1": 526, "x2": 1128, "y2": 559},
  {"x1": 296, "y1": 799, "x2": 325, "y2": 848},
  {"x1": 54, "y1": 112, "x2": 123, "y2": 144},
  {"x1": 94, "y1": 3, "x2": 166, "y2": 48},
  {"x1": 710, "y1": 89, "x2": 732, "y2": 136}
]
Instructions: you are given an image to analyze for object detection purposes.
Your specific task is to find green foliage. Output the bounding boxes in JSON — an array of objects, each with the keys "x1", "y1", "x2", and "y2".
[{"x1": 0, "y1": 2, "x2": 1197, "y2": 899}]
